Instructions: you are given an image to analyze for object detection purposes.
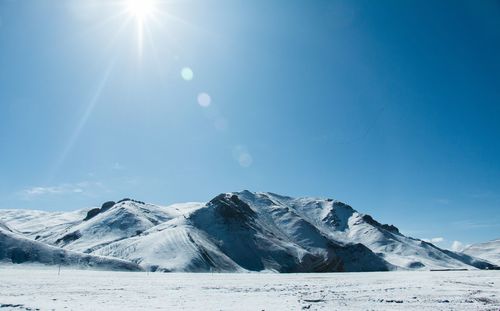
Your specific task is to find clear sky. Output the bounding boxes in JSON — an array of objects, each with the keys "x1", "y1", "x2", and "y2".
[{"x1": 0, "y1": 0, "x2": 499, "y2": 249}]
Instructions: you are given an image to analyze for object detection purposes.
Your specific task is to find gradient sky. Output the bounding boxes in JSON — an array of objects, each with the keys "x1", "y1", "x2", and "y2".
[{"x1": 0, "y1": 0, "x2": 499, "y2": 249}]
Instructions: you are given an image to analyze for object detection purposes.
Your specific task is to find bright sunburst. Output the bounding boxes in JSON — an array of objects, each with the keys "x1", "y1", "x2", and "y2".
[
  {"x1": 124, "y1": 0, "x2": 159, "y2": 57},
  {"x1": 126, "y1": 0, "x2": 155, "y2": 21}
]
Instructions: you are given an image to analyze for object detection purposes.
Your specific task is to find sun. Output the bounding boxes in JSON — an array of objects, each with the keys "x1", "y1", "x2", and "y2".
[
  {"x1": 124, "y1": 0, "x2": 159, "y2": 57},
  {"x1": 126, "y1": 0, "x2": 156, "y2": 21}
]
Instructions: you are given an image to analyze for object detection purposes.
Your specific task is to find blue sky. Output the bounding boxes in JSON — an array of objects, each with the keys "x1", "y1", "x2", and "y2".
[{"x1": 0, "y1": 0, "x2": 499, "y2": 249}]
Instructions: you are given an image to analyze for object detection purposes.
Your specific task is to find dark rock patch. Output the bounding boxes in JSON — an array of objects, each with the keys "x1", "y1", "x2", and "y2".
[
  {"x1": 100, "y1": 201, "x2": 116, "y2": 212},
  {"x1": 208, "y1": 194, "x2": 256, "y2": 222},
  {"x1": 55, "y1": 231, "x2": 81, "y2": 244},
  {"x1": 83, "y1": 201, "x2": 116, "y2": 221},
  {"x1": 9, "y1": 249, "x2": 31, "y2": 264},
  {"x1": 408, "y1": 261, "x2": 425, "y2": 269},
  {"x1": 83, "y1": 208, "x2": 101, "y2": 221},
  {"x1": 362, "y1": 215, "x2": 400, "y2": 234},
  {"x1": 117, "y1": 198, "x2": 145, "y2": 205}
]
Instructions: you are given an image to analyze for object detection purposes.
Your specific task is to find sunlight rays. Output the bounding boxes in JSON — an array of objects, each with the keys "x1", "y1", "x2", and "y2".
[
  {"x1": 68, "y1": 0, "x2": 194, "y2": 59},
  {"x1": 126, "y1": 0, "x2": 158, "y2": 58},
  {"x1": 48, "y1": 60, "x2": 115, "y2": 182},
  {"x1": 51, "y1": 0, "x2": 217, "y2": 179}
]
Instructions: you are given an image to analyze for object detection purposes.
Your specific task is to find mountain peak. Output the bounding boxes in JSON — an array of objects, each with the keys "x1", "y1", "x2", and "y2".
[
  {"x1": 83, "y1": 199, "x2": 148, "y2": 222},
  {"x1": 207, "y1": 193, "x2": 256, "y2": 221}
]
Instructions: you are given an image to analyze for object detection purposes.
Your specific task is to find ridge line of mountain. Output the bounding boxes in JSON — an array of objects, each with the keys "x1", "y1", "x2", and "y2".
[{"x1": 1, "y1": 191, "x2": 498, "y2": 272}]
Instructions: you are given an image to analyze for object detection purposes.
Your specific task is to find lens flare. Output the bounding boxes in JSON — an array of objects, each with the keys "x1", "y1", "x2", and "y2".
[
  {"x1": 181, "y1": 67, "x2": 194, "y2": 81},
  {"x1": 197, "y1": 92, "x2": 211, "y2": 107}
]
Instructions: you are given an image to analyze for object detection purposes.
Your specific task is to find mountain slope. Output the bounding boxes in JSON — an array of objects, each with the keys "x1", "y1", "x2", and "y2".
[
  {"x1": 0, "y1": 221, "x2": 142, "y2": 271},
  {"x1": 189, "y1": 193, "x2": 391, "y2": 272},
  {"x1": 0, "y1": 221, "x2": 13, "y2": 232},
  {"x1": 463, "y1": 239, "x2": 500, "y2": 266},
  {"x1": 93, "y1": 219, "x2": 244, "y2": 272},
  {"x1": 0, "y1": 208, "x2": 89, "y2": 238},
  {"x1": 39, "y1": 200, "x2": 177, "y2": 253},
  {"x1": 235, "y1": 191, "x2": 495, "y2": 270}
]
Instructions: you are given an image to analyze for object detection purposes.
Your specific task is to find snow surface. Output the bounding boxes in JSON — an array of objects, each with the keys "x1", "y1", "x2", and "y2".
[{"x1": 0, "y1": 267, "x2": 499, "y2": 310}]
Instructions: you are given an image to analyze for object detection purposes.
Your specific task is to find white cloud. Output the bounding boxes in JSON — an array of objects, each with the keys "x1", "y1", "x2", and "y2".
[
  {"x1": 18, "y1": 182, "x2": 103, "y2": 200},
  {"x1": 451, "y1": 241, "x2": 467, "y2": 252}
]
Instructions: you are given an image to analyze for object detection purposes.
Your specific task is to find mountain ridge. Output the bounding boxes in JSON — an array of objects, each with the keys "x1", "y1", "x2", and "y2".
[{"x1": 0, "y1": 191, "x2": 497, "y2": 272}]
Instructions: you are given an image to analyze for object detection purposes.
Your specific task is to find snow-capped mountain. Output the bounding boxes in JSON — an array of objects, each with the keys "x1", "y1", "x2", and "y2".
[
  {"x1": 463, "y1": 239, "x2": 500, "y2": 266},
  {"x1": 42, "y1": 199, "x2": 174, "y2": 253},
  {"x1": 0, "y1": 220, "x2": 141, "y2": 271},
  {"x1": 232, "y1": 191, "x2": 494, "y2": 270},
  {"x1": 0, "y1": 208, "x2": 90, "y2": 237},
  {"x1": 0, "y1": 192, "x2": 497, "y2": 272}
]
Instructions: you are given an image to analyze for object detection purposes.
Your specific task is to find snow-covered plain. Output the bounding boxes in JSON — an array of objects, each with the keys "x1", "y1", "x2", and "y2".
[{"x1": 0, "y1": 267, "x2": 499, "y2": 310}]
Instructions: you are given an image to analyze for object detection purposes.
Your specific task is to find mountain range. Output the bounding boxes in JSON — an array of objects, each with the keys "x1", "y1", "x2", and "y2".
[{"x1": 1, "y1": 191, "x2": 498, "y2": 272}]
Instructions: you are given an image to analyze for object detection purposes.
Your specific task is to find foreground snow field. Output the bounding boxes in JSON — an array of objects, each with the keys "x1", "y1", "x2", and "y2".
[{"x1": 0, "y1": 267, "x2": 499, "y2": 310}]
